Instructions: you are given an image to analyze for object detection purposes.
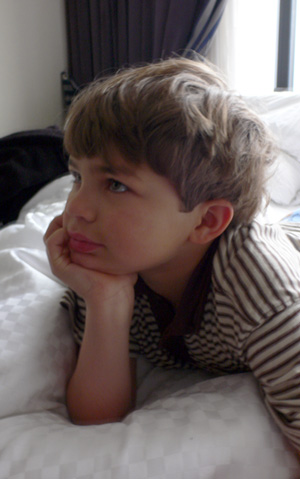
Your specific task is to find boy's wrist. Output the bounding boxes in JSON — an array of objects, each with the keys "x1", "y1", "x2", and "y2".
[
  {"x1": 85, "y1": 289, "x2": 135, "y2": 327},
  {"x1": 69, "y1": 270, "x2": 137, "y2": 308},
  {"x1": 84, "y1": 279, "x2": 135, "y2": 307}
]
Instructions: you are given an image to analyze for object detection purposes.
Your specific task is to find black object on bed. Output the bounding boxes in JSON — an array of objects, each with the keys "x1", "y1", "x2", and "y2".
[{"x1": 0, "y1": 126, "x2": 68, "y2": 226}]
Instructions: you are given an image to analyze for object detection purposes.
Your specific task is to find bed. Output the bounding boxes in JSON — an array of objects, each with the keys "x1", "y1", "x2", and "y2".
[{"x1": 1, "y1": 93, "x2": 300, "y2": 479}]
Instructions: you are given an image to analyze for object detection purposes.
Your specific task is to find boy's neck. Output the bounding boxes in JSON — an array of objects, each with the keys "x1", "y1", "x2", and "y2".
[{"x1": 140, "y1": 241, "x2": 213, "y2": 308}]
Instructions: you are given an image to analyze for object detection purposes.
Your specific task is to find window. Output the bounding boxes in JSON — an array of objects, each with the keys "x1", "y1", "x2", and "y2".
[
  {"x1": 276, "y1": 0, "x2": 297, "y2": 90},
  {"x1": 294, "y1": 1, "x2": 300, "y2": 89},
  {"x1": 208, "y1": 0, "x2": 300, "y2": 93}
]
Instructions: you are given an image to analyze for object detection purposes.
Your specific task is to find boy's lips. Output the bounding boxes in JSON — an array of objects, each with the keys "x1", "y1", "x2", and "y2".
[{"x1": 68, "y1": 232, "x2": 103, "y2": 253}]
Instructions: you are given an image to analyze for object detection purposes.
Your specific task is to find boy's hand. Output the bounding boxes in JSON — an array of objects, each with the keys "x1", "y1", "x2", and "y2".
[
  {"x1": 45, "y1": 215, "x2": 137, "y2": 424},
  {"x1": 44, "y1": 214, "x2": 137, "y2": 307}
]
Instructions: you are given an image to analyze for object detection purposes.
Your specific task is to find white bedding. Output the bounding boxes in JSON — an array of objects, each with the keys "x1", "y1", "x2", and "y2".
[{"x1": 1, "y1": 92, "x2": 300, "y2": 478}]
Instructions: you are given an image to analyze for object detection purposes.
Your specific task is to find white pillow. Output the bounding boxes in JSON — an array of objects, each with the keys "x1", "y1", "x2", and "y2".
[
  {"x1": 245, "y1": 92, "x2": 300, "y2": 206},
  {"x1": 266, "y1": 150, "x2": 300, "y2": 205},
  {"x1": 0, "y1": 179, "x2": 75, "y2": 418}
]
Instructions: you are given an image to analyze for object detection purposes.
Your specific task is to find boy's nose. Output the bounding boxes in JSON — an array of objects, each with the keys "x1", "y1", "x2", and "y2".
[{"x1": 65, "y1": 189, "x2": 97, "y2": 222}]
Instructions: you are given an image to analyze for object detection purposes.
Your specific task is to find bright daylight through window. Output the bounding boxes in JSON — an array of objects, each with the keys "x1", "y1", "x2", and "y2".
[
  {"x1": 210, "y1": 0, "x2": 299, "y2": 93},
  {"x1": 294, "y1": 1, "x2": 300, "y2": 90}
]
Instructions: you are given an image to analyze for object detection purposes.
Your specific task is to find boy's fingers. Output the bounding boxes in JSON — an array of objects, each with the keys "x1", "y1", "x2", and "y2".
[
  {"x1": 46, "y1": 225, "x2": 65, "y2": 251},
  {"x1": 43, "y1": 214, "x2": 64, "y2": 242},
  {"x1": 44, "y1": 216, "x2": 70, "y2": 272},
  {"x1": 45, "y1": 227, "x2": 73, "y2": 284}
]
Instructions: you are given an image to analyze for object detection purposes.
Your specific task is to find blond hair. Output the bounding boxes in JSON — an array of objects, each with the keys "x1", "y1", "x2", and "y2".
[{"x1": 64, "y1": 57, "x2": 275, "y2": 225}]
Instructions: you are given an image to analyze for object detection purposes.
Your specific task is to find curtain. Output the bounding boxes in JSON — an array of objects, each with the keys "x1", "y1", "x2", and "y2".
[{"x1": 65, "y1": 0, "x2": 228, "y2": 87}]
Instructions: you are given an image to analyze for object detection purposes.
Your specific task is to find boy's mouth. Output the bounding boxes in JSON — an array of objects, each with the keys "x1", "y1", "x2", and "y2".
[{"x1": 68, "y1": 232, "x2": 103, "y2": 253}]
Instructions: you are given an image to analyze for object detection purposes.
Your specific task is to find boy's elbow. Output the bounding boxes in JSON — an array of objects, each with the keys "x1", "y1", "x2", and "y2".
[
  {"x1": 66, "y1": 379, "x2": 136, "y2": 426},
  {"x1": 67, "y1": 398, "x2": 133, "y2": 426},
  {"x1": 69, "y1": 413, "x2": 124, "y2": 426}
]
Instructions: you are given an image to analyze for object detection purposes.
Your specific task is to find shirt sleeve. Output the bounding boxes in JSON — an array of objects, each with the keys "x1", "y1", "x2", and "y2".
[
  {"x1": 219, "y1": 222, "x2": 300, "y2": 451},
  {"x1": 60, "y1": 289, "x2": 86, "y2": 346},
  {"x1": 245, "y1": 301, "x2": 300, "y2": 451}
]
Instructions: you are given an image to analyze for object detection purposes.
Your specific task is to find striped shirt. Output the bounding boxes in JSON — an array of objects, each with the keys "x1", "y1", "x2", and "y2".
[{"x1": 62, "y1": 220, "x2": 300, "y2": 451}]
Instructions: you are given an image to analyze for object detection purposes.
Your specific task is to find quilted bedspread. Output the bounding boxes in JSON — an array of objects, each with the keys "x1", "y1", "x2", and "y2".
[{"x1": 0, "y1": 176, "x2": 299, "y2": 479}]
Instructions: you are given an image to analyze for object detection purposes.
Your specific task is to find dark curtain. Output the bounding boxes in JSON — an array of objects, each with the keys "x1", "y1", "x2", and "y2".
[{"x1": 65, "y1": 0, "x2": 227, "y2": 87}]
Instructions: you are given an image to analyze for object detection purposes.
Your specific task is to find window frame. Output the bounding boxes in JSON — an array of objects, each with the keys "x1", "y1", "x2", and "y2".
[{"x1": 276, "y1": 0, "x2": 297, "y2": 90}]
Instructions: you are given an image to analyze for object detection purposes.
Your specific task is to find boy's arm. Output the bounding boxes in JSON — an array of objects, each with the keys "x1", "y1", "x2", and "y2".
[
  {"x1": 245, "y1": 302, "x2": 300, "y2": 452},
  {"x1": 44, "y1": 214, "x2": 137, "y2": 424},
  {"x1": 66, "y1": 296, "x2": 137, "y2": 425}
]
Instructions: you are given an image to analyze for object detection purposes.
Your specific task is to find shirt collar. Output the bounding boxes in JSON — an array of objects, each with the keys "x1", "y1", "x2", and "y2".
[{"x1": 135, "y1": 237, "x2": 220, "y2": 340}]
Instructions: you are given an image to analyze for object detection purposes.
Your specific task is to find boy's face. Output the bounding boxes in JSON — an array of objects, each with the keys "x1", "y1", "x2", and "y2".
[{"x1": 63, "y1": 146, "x2": 202, "y2": 278}]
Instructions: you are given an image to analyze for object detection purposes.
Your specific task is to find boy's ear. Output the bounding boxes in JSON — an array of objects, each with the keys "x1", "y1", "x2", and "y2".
[{"x1": 189, "y1": 200, "x2": 234, "y2": 244}]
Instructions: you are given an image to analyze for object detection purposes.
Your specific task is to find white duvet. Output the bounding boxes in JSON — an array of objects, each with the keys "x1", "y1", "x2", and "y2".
[
  {"x1": 0, "y1": 175, "x2": 299, "y2": 479},
  {"x1": 1, "y1": 91, "x2": 300, "y2": 478}
]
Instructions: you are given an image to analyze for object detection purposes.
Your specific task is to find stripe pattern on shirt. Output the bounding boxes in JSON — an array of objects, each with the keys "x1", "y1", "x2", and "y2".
[{"x1": 61, "y1": 221, "x2": 300, "y2": 450}]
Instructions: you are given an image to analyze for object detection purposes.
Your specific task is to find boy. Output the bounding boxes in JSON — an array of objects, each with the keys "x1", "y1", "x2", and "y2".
[{"x1": 44, "y1": 57, "x2": 300, "y2": 451}]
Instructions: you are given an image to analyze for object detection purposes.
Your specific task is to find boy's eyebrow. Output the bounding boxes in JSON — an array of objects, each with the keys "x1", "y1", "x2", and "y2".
[
  {"x1": 95, "y1": 163, "x2": 135, "y2": 177},
  {"x1": 68, "y1": 157, "x2": 138, "y2": 177},
  {"x1": 68, "y1": 158, "x2": 77, "y2": 169}
]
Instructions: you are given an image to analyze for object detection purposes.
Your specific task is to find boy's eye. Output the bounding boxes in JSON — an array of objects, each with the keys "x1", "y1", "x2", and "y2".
[
  {"x1": 70, "y1": 170, "x2": 81, "y2": 184},
  {"x1": 108, "y1": 179, "x2": 128, "y2": 193}
]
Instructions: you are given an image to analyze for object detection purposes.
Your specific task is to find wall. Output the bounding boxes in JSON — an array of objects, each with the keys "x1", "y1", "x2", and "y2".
[{"x1": 0, "y1": 0, "x2": 68, "y2": 137}]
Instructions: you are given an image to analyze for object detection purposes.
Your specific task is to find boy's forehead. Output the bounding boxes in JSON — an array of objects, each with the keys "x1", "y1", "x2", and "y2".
[{"x1": 68, "y1": 153, "x2": 140, "y2": 177}]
